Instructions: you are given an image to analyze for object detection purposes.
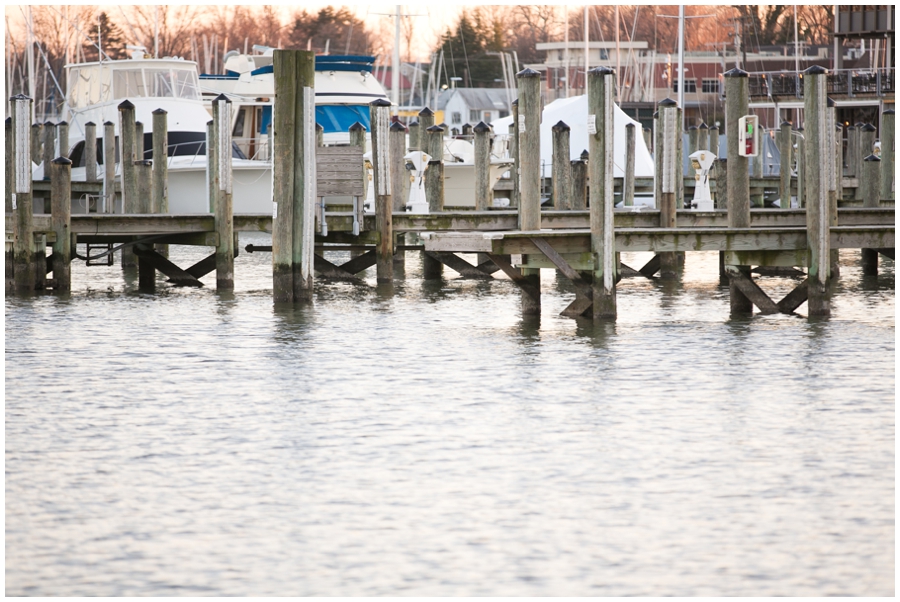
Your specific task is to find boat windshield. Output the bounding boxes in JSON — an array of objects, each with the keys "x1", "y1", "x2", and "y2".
[{"x1": 68, "y1": 64, "x2": 201, "y2": 107}]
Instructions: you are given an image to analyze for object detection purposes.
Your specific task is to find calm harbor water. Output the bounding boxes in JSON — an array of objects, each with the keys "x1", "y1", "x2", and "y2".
[{"x1": 5, "y1": 233, "x2": 895, "y2": 596}]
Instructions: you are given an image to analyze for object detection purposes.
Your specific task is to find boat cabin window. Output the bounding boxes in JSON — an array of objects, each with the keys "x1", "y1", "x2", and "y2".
[
  {"x1": 68, "y1": 67, "x2": 112, "y2": 108},
  {"x1": 114, "y1": 69, "x2": 148, "y2": 98},
  {"x1": 110, "y1": 67, "x2": 201, "y2": 101}
]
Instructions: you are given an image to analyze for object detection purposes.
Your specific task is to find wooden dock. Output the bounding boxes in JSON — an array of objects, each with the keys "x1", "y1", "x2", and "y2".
[{"x1": 6, "y1": 55, "x2": 895, "y2": 321}]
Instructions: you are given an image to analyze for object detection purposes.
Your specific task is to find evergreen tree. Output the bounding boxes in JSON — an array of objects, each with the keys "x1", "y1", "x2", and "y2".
[
  {"x1": 85, "y1": 12, "x2": 126, "y2": 61},
  {"x1": 436, "y1": 12, "x2": 504, "y2": 89}
]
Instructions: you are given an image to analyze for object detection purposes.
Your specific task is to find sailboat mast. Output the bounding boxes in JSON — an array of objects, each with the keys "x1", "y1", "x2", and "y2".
[
  {"x1": 677, "y1": 5, "x2": 685, "y2": 130},
  {"x1": 392, "y1": 5, "x2": 400, "y2": 116},
  {"x1": 584, "y1": 6, "x2": 589, "y2": 94}
]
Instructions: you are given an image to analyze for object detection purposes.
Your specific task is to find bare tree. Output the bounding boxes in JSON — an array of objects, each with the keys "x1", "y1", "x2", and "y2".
[{"x1": 128, "y1": 5, "x2": 200, "y2": 58}]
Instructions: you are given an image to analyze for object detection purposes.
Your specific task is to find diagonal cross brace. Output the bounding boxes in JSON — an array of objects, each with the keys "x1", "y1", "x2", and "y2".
[
  {"x1": 528, "y1": 237, "x2": 595, "y2": 318},
  {"x1": 726, "y1": 266, "x2": 810, "y2": 314},
  {"x1": 424, "y1": 251, "x2": 493, "y2": 279},
  {"x1": 133, "y1": 245, "x2": 203, "y2": 287},
  {"x1": 487, "y1": 254, "x2": 541, "y2": 302}
]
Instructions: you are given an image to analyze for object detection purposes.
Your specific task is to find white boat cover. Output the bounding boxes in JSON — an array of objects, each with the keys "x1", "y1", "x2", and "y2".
[{"x1": 491, "y1": 94, "x2": 655, "y2": 179}]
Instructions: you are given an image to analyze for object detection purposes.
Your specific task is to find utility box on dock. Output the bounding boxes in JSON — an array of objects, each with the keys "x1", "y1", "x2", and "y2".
[{"x1": 738, "y1": 115, "x2": 759, "y2": 157}]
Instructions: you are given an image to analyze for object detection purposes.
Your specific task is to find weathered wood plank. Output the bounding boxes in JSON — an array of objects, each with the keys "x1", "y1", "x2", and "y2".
[
  {"x1": 340, "y1": 249, "x2": 377, "y2": 274},
  {"x1": 638, "y1": 254, "x2": 661, "y2": 278},
  {"x1": 314, "y1": 253, "x2": 363, "y2": 280},
  {"x1": 132, "y1": 245, "x2": 204, "y2": 286},
  {"x1": 424, "y1": 251, "x2": 492, "y2": 279},
  {"x1": 529, "y1": 237, "x2": 593, "y2": 299},
  {"x1": 725, "y1": 265, "x2": 780, "y2": 314},
  {"x1": 776, "y1": 278, "x2": 809, "y2": 313}
]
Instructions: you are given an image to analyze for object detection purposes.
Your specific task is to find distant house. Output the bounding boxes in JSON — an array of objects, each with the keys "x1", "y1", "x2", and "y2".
[{"x1": 436, "y1": 88, "x2": 515, "y2": 131}]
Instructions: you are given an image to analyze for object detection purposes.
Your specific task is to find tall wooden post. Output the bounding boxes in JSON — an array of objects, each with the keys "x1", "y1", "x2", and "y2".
[
  {"x1": 272, "y1": 50, "x2": 297, "y2": 302},
  {"x1": 206, "y1": 120, "x2": 217, "y2": 213},
  {"x1": 725, "y1": 68, "x2": 752, "y2": 314},
  {"x1": 779, "y1": 120, "x2": 792, "y2": 208},
  {"x1": 5, "y1": 117, "x2": 12, "y2": 290},
  {"x1": 804, "y1": 65, "x2": 831, "y2": 315},
  {"x1": 31, "y1": 122, "x2": 41, "y2": 165},
  {"x1": 135, "y1": 121, "x2": 144, "y2": 160},
  {"x1": 571, "y1": 150, "x2": 588, "y2": 211},
  {"x1": 688, "y1": 124, "x2": 699, "y2": 157},
  {"x1": 426, "y1": 124, "x2": 445, "y2": 213},
  {"x1": 709, "y1": 125, "x2": 720, "y2": 158},
  {"x1": 408, "y1": 119, "x2": 420, "y2": 152},
  {"x1": 624, "y1": 122, "x2": 635, "y2": 207},
  {"x1": 371, "y1": 98, "x2": 393, "y2": 283},
  {"x1": 654, "y1": 110, "x2": 662, "y2": 214},
  {"x1": 796, "y1": 127, "x2": 806, "y2": 207},
  {"x1": 643, "y1": 127, "x2": 652, "y2": 154},
  {"x1": 675, "y1": 107, "x2": 684, "y2": 212},
  {"x1": 212, "y1": 94, "x2": 235, "y2": 290},
  {"x1": 56, "y1": 121, "x2": 69, "y2": 159},
  {"x1": 510, "y1": 99, "x2": 519, "y2": 208},
  {"x1": 135, "y1": 159, "x2": 155, "y2": 291},
  {"x1": 316, "y1": 123, "x2": 324, "y2": 148},
  {"x1": 41, "y1": 120, "x2": 54, "y2": 175},
  {"x1": 698, "y1": 122, "x2": 709, "y2": 151},
  {"x1": 845, "y1": 123, "x2": 858, "y2": 178},
  {"x1": 11, "y1": 95, "x2": 36, "y2": 293},
  {"x1": 152, "y1": 109, "x2": 168, "y2": 214},
  {"x1": 474, "y1": 121, "x2": 493, "y2": 210},
  {"x1": 880, "y1": 109, "x2": 894, "y2": 202},
  {"x1": 835, "y1": 123, "x2": 844, "y2": 203},
  {"x1": 861, "y1": 154, "x2": 882, "y2": 275},
  {"x1": 84, "y1": 121, "x2": 97, "y2": 182},
  {"x1": 390, "y1": 120, "x2": 408, "y2": 270},
  {"x1": 103, "y1": 121, "x2": 116, "y2": 213},
  {"x1": 348, "y1": 121, "x2": 367, "y2": 201},
  {"x1": 827, "y1": 100, "x2": 840, "y2": 276},
  {"x1": 517, "y1": 67, "x2": 542, "y2": 316},
  {"x1": 588, "y1": 66, "x2": 617, "y2": 320},
  {"x1": 416, "y1": 109, "x2": 442, "y2": 279},
  {"x1": 857, "y1": 123, "x2": 877, "y2": 201},
  {"x1": 658, "y1": 98, "x2": 678, "y2": 278},
  {"x1": 294, "y1": 52, "x2": 316, "y2": 300},
  {"x1": 50, "y1": 157, "x2": 72, "y2": 292},
  {"x1": 118, "y1": 102, "x2": 137, "y2": 281},
  {"x1": 551, "y1": 120, "x2": 571, "y2": 210}
]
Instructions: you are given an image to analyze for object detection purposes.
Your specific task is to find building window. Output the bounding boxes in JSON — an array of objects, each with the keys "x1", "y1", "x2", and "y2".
[
  {"x1": 701, "y1": 79, "x2": 718, "y2": 94},
  {"x1": 451, "y1": 112, "x2": 462, "y2": 124},
  {"x1": 673, "y1": 78, "x2": 697, "y2": 93},
  {"x1": 469, "y1": 109, "x2": 480, "y2": 123}
]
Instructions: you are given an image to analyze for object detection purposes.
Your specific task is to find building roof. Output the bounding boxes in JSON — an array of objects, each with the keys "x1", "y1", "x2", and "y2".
[{"x1": 437, "y1": 88, "x2": 515, "y2": 111}]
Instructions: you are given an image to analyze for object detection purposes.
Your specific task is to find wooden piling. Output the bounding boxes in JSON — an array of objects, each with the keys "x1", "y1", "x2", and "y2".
[
  {"x1": 135, "y1": 159, "x2": 155, "y2": 291},
  {"x1": 57, "y1": 121, "x2": 69, "y2": 160},
  {"x1": 551, "y1": 121, "x2": 572, "y2": 210},
  {"x1": 31, "y1": 122, "x2": 41, "y2": 165},
  {"x1": 624, "y1": 122, "x2": 635, "y2": 207},
  {"x1": 103, "y1": 121, "x2": 116, "y2": 213},
  {"x1": 135, "y1": 121, "x2": 145, "y2": 160},
  {"x1": 511, "y1": 99, "x2": 519, "y2": 208},
  {"x1": 206, "y1": 120, "x2": 217, "y2": 213},
  {"x1": 688, "y1": 124, "x2": 698, "y2": 157},
  {"x1": 709, "y1": 125, "x2": 719, "y2": 159},
  {"x1": 371, "y1": 98, "x2": 393, "y2": 283},
  {"x1": 152, "y1": 109, "x2": 168, "y2": 214},
  {"x1": 11, "y1": 95, "x2": 36, "y2": 292},
  {"x1": 425, "y1": 124, "x2": 445, "y2": 212},
  {"x1": 658, "y1": 98, "x2": 678, "y2": 279},
  {"x1": 804, "y1": 65, "x2": 831, "y2": 316},
  {"x1": 861, "y1": 153, "x2": 882, "y2": 275},
  {"x1": 118, "y1": 102, "x2": 137, "y2": 256},
  {"x1": 715, "y1": 157, "x2": 727, "y2": 210},
  {"x1": 835, "y1": 123, "x2": 844, "y2": 203},
  {"x1": 698, "y1": 122, "x2": 709, "y2": 151},
  {"x1": 517, "y1": 67, "x2": 542, "y2": 316},
  {"x1": 349, "y1": 121, "x2": 368, "y2": 202},
  {"x1": 316, "y1": 123, "x2": 324, "y2": 148},
  {"x1": 272, "y1": 49, "x2": 298, "y2": 302},
  {"x1": 724, "y1": 68, "x2": 753, "y2": 314},
  {"x1": 390, "y1": 120, "x2": 408, "y2": 269},
  {"x1": 796, "y1": 127, "x2": 805, "y2": 207},
  {"x1": 212, "y1": 95, "x2": 235, "y2": 290},
  {"x1": 42, "y1": 120, "x2": 55, "y2": 175},
  {"x1": 5, "y1": 117, "x2": 12, "y2": 291},
  {"x1": 857, "y1": 123, "x2": 876, "y2": 201},
  {"x1": 779, "y1": 121, "x2": 792, "y2": 209},
  {"x1": 643, "y1": 127, "x2": 652, "y2": 153},
  {"x1": 846, "y1": 124, "x2": 858, "y2": 178},
  {"x1": 827, "y1": 100, "x2": 840, "y2": 276},
  {"x1": 571, "y1": 150, "x2": 588, "y2": 211},
  {"x1": 588, "y1": 66, "x2": 617, "y2": 320},
  {"x1": 675, "y1": 108, "x2": 684, "y2": 212},
  {"x1": 462, "y1": 123, "x2": 473, "y2": 137},
  {"x1": 84, "y1": 121, "x2": 98, "y2": 183},
  {"x1": 881, "y1": 109, "x2": 894, "y2": 202},
  {"x1": 654, "y1": 110, "x2": 662, "y2": 215},
  {"x1": 408, "y1": 119, "x2": 420, "y2": 152},
  {"x1": 474, "y1": 121, "x2": 493, "y2": 211}
]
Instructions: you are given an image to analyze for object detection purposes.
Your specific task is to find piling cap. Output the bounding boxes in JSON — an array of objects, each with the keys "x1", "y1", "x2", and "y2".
[
  {"x1": 827, "y1": 97, "x2": 835, "y2": 108},
  {"x1": 349, "y1": 121, "x2": 367, "y2": 132},
  {"x1": 213, "y1": 93, "x2": 231, "y2": 103},
  {"x1": 473, "y1": 121, "x2": 492, "y2": 134},
  {"x1": 652, "y1": 111, "x2": 658, "y2": 119},
  {"x1": 796, "y1": 126, "x2": 804, "y2": 132},
  {"x1": 135, "y1": 159, "x2": 152, "y2": 166},
  {"x1": 85, "y1": 121, "x2": 96, "y2": 126},
  {"x1": 152, "y1": 108, "x2": 167, "y2": 115},
  {"x1": 588, "y1": 66, "x2": 615, "y2": 77},
  {"x1": 658, "y1": 98, "x2": 677, "y2": 108},
  {"x1": 390, "y1": 121, "x2": 407, "y2": 132},
  {"x1": 861, "y1": 123, "x2": 876, "y2": 132},
  {"x1": 118, "y1": 99, "x2": 135, "y2": 110},
  {"x1": 884, "y1": 109, "x2": 895, "y2": 115},
  {"x1": 44, "y1": 120, "x2": 54, "y2": 126},
  {"x1": 846, "y1": 124, "x2": 856, "y2": 130},
  {"x1": 4, "y1": 116, "x2": 9, "y2": 124},
  {"x1": 9, "y1": 93, "x2": 31, "y2": 102},
  {"x1": 103, "y1": 120, "x2": 114, "y2": 126},
  {"x1": 723, "y1": 67, "x2": 748, "y2": 78},
  {"x1": 804, "y1": 65, "x2": 828, "y2": 75},
  {"x1": 51, "y1": 156, "x2": 72, "y2": 165},
  {"x1": 580, "y1": 149, "x2": 590, "y2": 161},
  {"x1": 780, "y1": 120, "x2": 792, "y2": 127},
  {"x1": 418, "y1": 107, "x2": 434, "y2": 117},
  {"x1": 370, "y1": 98, "x2": 391, "y2": 107},
  {"x1": 207, "y1": 120, "x2": 213, "y2": 126},
  {"x1": 426, "y1": 124, "x2": 445, "y2": 133},
  {"x1": 688, "y1": 125, "x2": 698, "y2": 131},
  {"x1": 516, "y1": 67, "x2": 541, "y2": 78},
  {"x1": 408, "y1": 119, "x2": 419, "y2": 127},
  {"x1": 864, "y1": 154, "x2": 881, "y2": 162},
  {"x1": 644, "y1": 127, "x2": 652, "y2": 132},
  {"x1": 57, "y1": 120, "x2": 68, "y2": 126},
  {"x1": 552, "y1": 120, "x2": 570, "y2": 132},
  {"x1": 699, "y1": 122, "x2": 708, "y2": 129}
]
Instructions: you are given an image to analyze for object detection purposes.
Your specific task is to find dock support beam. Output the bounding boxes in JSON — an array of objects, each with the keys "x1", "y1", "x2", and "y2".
[
  {"x1": 212, "y1": 95, "x2": 234, "y2": 290},
  {"x1": 11, "y1": 95, "x2": 37, "y2": 293},
  {"x1": 724, "y1": 68, "x2": 753, "y2": 314},
  {"x1": 552, "y1": 121, "x2": 571, "y2": 209},
  {"x1": 371, "y1": 98, "x2": 393, "y2": 283},
  {"x1": 804, "y1": 65, "x2": 831, "y2": 316},
  {"x1": 588, "y1": 66, "x2": 617, "y2": 320},
  {"x1": 517, "y1": 67, "x2": 542, "y2": 315},
  {"x1": 272, "y1": 49, "x2": 316, "y2": 302},
  {"x1": 881, "y1": 109, "x2": 894, "y2": 203}
]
